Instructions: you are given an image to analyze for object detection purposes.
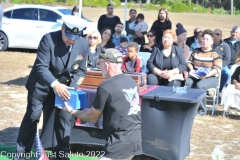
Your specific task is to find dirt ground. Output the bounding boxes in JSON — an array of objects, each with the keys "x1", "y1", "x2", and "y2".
[{"x1": 0, "y1": 6, "x2": 240, "y2": 160}]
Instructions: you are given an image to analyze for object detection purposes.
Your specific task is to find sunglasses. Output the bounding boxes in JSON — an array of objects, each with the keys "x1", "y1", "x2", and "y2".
[
  {"x1": 103, "y1": 32, "x2": 111, "y2": 36},
  {"x1": 88, "y1": 36, "x2": 98, "y2": 40},
  {"x1": 146, "y1": 35, "x2": 154, "y2": 37}
]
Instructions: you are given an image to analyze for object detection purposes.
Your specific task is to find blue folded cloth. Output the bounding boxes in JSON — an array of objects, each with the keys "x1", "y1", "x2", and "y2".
[
  {"x1": 55, "y1": 90, "x2": 87, "y2": 109},
  {"x1": 195, "y1": 67, "x2": 211, "y2": 77}
]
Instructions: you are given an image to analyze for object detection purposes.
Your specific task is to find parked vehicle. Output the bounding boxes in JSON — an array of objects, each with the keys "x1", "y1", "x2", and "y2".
[{"x1": 0, "y1": 5, "x2": 97, "y2": 51}]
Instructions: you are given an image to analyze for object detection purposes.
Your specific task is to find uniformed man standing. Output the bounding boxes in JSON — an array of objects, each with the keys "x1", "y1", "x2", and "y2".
[{"x1": 15, "y1": 15, "x2": 89, "y2": 160}]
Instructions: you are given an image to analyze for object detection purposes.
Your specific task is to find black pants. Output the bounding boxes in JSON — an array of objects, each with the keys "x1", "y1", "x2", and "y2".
[
  {"x1": 186, "y1": 76, "x2": 218, "y2": 111},
  {"x1": 16, "y1": 90, "x2": 73, "y2": 160},
  {"x1": 147, "y1": 73, "x2": 182, "y2": 87}
]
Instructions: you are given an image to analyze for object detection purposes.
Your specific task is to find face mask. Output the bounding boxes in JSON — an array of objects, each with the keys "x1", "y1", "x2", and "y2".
[{"x1": 74, "y1": 12, "x2": 79, "y2": 17}]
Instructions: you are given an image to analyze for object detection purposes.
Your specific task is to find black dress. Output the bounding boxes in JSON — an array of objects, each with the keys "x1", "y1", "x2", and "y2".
[{"x1": 150, "y1": 20, "x2": 172, "y2": 44}]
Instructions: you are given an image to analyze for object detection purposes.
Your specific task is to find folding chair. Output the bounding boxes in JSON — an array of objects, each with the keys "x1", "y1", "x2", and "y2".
[
  {"x1": 138, "y1": 56, "x2": 148, "y2": 73},
  {"x1": 221, "y1": 64, "x2": 240, "y2": 116},
  {"x1": 138, "y1": 52, "x2": 151, "y2": 61},
  {"x1": 206, "y1": 74, "x2": 221, "y2": 115}
]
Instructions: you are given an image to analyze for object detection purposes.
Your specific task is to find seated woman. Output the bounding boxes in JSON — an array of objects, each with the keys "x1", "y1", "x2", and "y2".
[
  {"x1": 173, "y1": 23, "x2": 190, "y2": 61},
  {"x1": 221, "y1": 66, "x2": 240, "y2": 112},
  {"x1": 147, "y1": 29, "x2": 187, "y2": 86},
  {"x1": 139, "y1": 30, "x2": 158, "y2": 53},
  {"x1": 86, "y1": 30, "x2": 102, "y2": 68},
  {"x1": 190, "y1": 31, "x2": 203, "y2": 52},
  {"x1": 99, "y1": 27, "x2": 115, "y2": 49},
  {"x1": 186, "y1": 29, "x2": 222, "y2": 115}
]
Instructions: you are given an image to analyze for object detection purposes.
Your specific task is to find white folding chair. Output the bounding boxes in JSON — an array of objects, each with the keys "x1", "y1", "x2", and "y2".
[
  {"x1": 138, "y1": 52, "x2": 151, "y2": 61},
  {"x1": 138, "y1": 56, "x2": 148, "y2": 73},
  {"x1": 206, "y1": 74, "x2": 221, "y2": 115}
]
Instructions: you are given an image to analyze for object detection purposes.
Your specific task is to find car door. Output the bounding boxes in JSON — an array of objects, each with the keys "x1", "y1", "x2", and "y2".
[
  {"x1": 3, "y1": 8, "x2": 39, "y2": 48},
  {"x1": 35, "y1": 9, "x2": 62, "y2": 44}
]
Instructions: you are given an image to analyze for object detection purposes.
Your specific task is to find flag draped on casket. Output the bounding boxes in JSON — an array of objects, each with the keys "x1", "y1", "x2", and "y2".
[{"x1": 35, "y1": 130, "x2": 49, "y2": 160}]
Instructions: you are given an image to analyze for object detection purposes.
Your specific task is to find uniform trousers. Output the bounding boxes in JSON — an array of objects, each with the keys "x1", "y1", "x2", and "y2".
[{"x1": 16, "y1": 89, "x2": 73, "y2": 160}]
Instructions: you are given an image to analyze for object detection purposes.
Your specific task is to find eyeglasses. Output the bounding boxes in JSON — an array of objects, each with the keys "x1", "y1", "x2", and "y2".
[
  {"x1": 103, "y1": 32, "x2": 111, "y2": 36},
  {"x1": 88, "y1": 36, "x2": 98, "y2": 40},
  {"x1": 146, "y1": 35, "x2": 154, "y2": 37},
  {"x1": 214, "y1": 33, "x2": 221, "y2": 36}
]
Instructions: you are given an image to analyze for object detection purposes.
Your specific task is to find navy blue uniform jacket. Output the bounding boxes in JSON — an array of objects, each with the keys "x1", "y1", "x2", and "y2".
[{"x1": 25, "y1": 30, "x2": 89, "y2": 102}]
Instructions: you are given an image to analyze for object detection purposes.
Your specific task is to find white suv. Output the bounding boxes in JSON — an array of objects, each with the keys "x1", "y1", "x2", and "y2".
[{"x1": 0, "y1": 5, "x2": 96, "y2": 51}]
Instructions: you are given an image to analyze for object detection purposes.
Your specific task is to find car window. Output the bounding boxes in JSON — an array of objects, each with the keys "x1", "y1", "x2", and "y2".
[
  {"x1": 39, "y1": 9, "x2": 61, "y2": 22},
  {"x1": 4, "y1": 10, "x2": 12, "y2": 18},
  {"x1": 58, "y1": 9, "x2": 72, "y2": 15},
  {"x1": 12, "y1": 8, "x2": 38, "y2": 20}
]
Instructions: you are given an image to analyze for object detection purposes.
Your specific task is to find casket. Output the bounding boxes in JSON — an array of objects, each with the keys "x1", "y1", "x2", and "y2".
[{"x1": 80, "y1": 70, "x2": 147, "y2": 92}]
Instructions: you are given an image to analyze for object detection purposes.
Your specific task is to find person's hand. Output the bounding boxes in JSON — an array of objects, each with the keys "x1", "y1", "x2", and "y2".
[
  {"x1": 53, "y1": 82, "x2": 73, "y2": 100},
  {"x1": 160, "y1": 69, "x2": 168, "y2": 79},
  {"x1": 233, "y1": 80, "x2": 240, "y2": 90},
  {"x1": 143, "y1": 45, "x2": 151, "y2": 50},
  {"x1": 161, "y1": 70, "x2": 174, "y2": 79},
  {"x1": 63, "y1": 102, "x2": 74, "y2": 113},
  {"x1": 189, "y1": 70, "x2": 196, "y2": 78}
]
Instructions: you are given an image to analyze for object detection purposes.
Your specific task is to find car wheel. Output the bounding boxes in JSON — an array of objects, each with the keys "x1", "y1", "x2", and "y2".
[{"x1": 0, "y1": 32, "x2": 8, "y2": 51}]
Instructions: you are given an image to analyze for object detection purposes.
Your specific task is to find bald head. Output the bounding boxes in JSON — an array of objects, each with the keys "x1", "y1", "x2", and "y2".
[{"x1": 194, "y1": 27, "x2": 202, "y2": 38}]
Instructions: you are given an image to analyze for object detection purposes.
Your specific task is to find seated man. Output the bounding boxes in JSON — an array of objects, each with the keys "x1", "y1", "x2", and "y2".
[
  {"x1": 224, "y1": 26, "x2": 240, "y2": 67},
  {"x1": 112, "y1": 22, "x2": 130, "y2": 47},
  {"x1": 122, "y1": 42, "x2": 142, "y2": 73},
  {"x1": 213, "y1": 28, "x2": 231, "y2": 94},
  {"x1": 186, "y1": 27, "x2": 202, "y2": 48},
  {"x1": 63, "y1": 48, "x2": 142, "y2": 160}
]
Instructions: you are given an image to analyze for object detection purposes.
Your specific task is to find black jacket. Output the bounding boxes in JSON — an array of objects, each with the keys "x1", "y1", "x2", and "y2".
[
  {"x1": 25, "y1": 31, "x2": 89, "y2": 102},
  {"x1": 224, "y1": 37, "x2": 240, "y2": 65},
  {"x1": 231, "y1": 66, "x2": 240, "y2": 83},
  {"x1": 186, "y1": 36, "x2": 195, "y2": 48},
  {"x1": 150, "y1": 20, "x2": 172, "y2": 44},
  {"x1": 213, "y1": 40, "x2": 231, "y2": 68},
  {"x1": 147, "y1": 45, "x2": 187, "y2": 74},
  {"x1": 125, "y1": 19, "x2": 147, "y2": 36}
]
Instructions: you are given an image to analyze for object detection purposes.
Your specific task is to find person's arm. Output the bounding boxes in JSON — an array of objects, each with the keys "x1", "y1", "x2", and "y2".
[
  {"x1": 166, "y1": 20, "x2": 172, "y2": 30},
  {"x1": 174, "y1": 47, "x2": 187, "y2": 74},
  {"x1": 147, "y1": 47, "x2": 162, "y2": 76},
  {"x1": 125, "y1": 20, "x2": 136, "y2": 35},
  {"x1": 65, "y1": 103, "x2": 102, "y2": 123},
  {"x1": 69, "y1": 39, "x2": 90, "y2": 89},
  {"x1": 222, "y1": 42, "x2": 231, "y2": 67},
  {"x1": 97, "y1": 15, "x2": 103, "y2": 33},
  {"x1": 184, "y1": 45, "x2": 191, "y2": 61},
  {"x1": 65, "y1": 86, "x2": 110, "y2": 122},
  {"x1": 231, "y1": 66, "x2": 240, "y2": 84},
  {"x1": 207, "y1": 52, "x2": 222, "y2": 78},
  {"x1": 121, "y1": 57, "x2": 128, "y2": 72},
  {"x1": 150, "y1": 20, "x2": 157, "y2": 31},
  {"x1": 35, "y1": 35, "x2": 56, "y2": 86},
  {"x1": 135, "y1": 57, "x2": 142, "y2": 73}
]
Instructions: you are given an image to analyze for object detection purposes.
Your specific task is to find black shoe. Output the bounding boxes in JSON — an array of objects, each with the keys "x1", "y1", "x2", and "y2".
[{"x1": 197, "y1": 109, "x2": 207, "y2": 116}]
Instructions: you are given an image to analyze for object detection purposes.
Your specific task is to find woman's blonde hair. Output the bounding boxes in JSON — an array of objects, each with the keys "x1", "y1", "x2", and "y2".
[
  {"x1": 163, "y1": 29, "x2": 175, "y2": 38},
  {"x1": 236, "y1": 51, "x2": 240, "y2": 64},
  {"x1": 86, "y1": 30, "x2": 101, "y2": 45}
]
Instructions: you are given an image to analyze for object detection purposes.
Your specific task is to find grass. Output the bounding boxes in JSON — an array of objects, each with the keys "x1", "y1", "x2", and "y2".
[{"x1": 0, "y1": 6, "x2": 240, "y2": 160}]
